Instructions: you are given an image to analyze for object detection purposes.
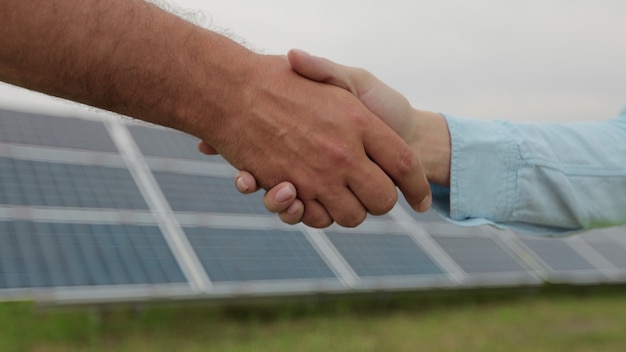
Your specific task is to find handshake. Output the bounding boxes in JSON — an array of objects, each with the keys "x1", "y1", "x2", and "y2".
[
  {"x1": 198, "y1": 49, "x2": 452, "y2": 228},
  {"x1": 2, "y1": 0, "x2": 620, "y2": 233}
]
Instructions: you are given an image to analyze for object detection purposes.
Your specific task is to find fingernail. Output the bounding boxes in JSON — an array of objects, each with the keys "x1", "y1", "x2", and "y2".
[
  {"x1": 286, "y1": 202, "x2": 300, "y2": 215},
  {"x1": 236, "y1": 176, "x2": 249, "y2": 192},
  {"x1": 416, "y1": 194, "x2": 432, "y2": 212},
  {"x1": 275, "y1": 184, "x2": 295, "y2": 203}
]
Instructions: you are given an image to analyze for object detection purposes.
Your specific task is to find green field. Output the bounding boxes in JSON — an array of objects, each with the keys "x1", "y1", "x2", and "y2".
[{"x1": 2, "y1": 287, "x2": 626, "y2": 351}]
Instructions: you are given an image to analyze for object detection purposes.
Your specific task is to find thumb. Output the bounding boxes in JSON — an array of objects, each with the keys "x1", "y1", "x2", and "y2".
[
  {"x1": 287, "y1": 49, "x2": 414, "y2": 140},
  {"x1": 288, "y1": 49, "x2": 358, "y2": 94},
  {"x1": 197, "y1": 140, "x2": 219, "y2": 155}
]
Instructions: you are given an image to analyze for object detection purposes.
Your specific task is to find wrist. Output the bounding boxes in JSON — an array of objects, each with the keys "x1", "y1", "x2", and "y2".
[{"x1": 409, "y1": 109, "x2": 451, "y2": 187}]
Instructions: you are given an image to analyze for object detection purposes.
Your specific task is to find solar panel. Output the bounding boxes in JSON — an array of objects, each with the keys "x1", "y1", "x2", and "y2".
[
  {"x1": 582, "y1": 228, "x2": 626, "y2": 272},
  {"x1": 432, "y1": 236, "x2": 527, "y2": 274},
  {"x1": 0, "y1": 157, "x2": 148, "y2": 209},
  {"x1": 127, "y1": 123, "x2": 210, "y2": 161},
  {"x1": 0, "y1": 221, "x2": 186, "y2": 289},
  {"x1": 1, "y1": 107, "x2": 626, "y2": 304},
  {"x1": 521, "y1": 238, "x2": 596, "y2": 272},
  {"x1": 583, "y1": 242, "x2": 626, "y2": 269},
  {"x1": 184, "y1": 227, "x2": 336, "y2": 282},
  {"x1": 153, "y1": 171, "x2": 268, "y2": 214},
  {"x1": 0, "y1": 109, "x2": 117, "y2": 152},
  {"x1": 325, "y1": 232, "x2": 443, "y2": 277}
]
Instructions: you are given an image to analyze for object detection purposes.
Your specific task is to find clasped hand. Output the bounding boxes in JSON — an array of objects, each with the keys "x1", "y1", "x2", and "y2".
[{"x1": 200, "y1": 49, "x2": 437, "y2": 227}]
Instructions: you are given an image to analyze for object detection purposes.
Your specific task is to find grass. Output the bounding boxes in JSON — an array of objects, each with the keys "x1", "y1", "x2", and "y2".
[{"x1": 2, "y1": 286, "x2": 626, "y2": 351}]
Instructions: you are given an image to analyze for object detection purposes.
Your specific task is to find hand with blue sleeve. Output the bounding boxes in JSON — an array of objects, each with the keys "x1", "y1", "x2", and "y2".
[{"x1": 201, "y1": 50, "x2": 626, "y2": 234}]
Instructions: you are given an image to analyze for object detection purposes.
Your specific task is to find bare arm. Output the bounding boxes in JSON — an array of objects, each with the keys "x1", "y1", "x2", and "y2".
[
  {"x1": 0, "y1": 0, "x2": 431, "y2": 228},
  {"x1": 0, "y1": 0, "x2": 236, "y2": 131}
]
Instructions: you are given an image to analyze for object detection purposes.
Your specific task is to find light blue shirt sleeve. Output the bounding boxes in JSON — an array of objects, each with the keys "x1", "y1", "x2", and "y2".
[{"x1": 430, "y1": 105, "x2": 626, "y2": 236}]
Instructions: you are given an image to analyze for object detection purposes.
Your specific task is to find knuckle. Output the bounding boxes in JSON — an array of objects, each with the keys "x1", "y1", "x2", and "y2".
[
  {"x1": 395, "y1": 147, "x2": 416, "y2": 176},
  {"x1": 329, "y1": 146, "x2": 353, "y2": 166},
  {"x1": 316, "y1": 137, "x2": 354, "y2": 166}
]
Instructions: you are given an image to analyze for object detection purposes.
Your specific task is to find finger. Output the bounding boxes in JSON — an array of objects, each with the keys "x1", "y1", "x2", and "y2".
[
  {"x1": 234, "y1": 171, "x2": 260, "y2": 194},
  {"x1": 288, "y1": 49, "x2": 354, "y2": 92},
  {"x1": 263, "y1": 182, "x2": 297, "y2": 213},
  {"x1": 288, "y1": 49, "x2": 373, "y2": 97},
  {"x1": 317, "y1": 187, "x2": 368, "y2": 227},
  {"x1": 278, "y1": 199, "x2": 304, "y2": 225},
  {"x1": 288, "y1": 49, "x2": 415, "y2": 141},
  {"x1": 362, "y1": 119, "x2": 432, "y2": 213},
  {"x1": 301, "y1": 199, "x2": 333, "y2": 228},
  {"x1": 345, "y1": 159, "x2": 399, "y2": 216},
  {"x1": 197, "y1": 140, "x2": 218, "y2": 155}
]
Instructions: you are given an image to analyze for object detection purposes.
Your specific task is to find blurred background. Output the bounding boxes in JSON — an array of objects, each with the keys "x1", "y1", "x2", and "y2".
[
  {"x1": 2, "y1": 0, "x2": 626, "y2": 121},
  {"x1": 0, "y1": 0, "x2": 625, "y2": 351}
]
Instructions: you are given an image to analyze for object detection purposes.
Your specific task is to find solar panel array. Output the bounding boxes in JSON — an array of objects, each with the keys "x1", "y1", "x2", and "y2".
[{"x1": 0, "y1": 108, "x2": 625, "y2": 305}]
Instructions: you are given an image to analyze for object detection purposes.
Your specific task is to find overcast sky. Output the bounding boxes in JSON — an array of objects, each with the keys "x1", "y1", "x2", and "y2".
[{"x1": 1, "y1": 0, "x2": 624, "y2": 122}]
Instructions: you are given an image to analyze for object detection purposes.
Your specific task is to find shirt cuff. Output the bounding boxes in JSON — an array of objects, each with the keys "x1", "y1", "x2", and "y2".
[
  {"x1": 443, "y1": 114, "x2": 520, "y2": 222},
  {"x1": 430, "y1": 114, "x2": 581, "y2": 236}
]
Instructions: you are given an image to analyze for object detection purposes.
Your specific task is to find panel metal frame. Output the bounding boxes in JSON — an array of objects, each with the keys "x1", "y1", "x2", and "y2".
[{"x1": 107, "y1": 119, "x2": 212, "y2": 293}]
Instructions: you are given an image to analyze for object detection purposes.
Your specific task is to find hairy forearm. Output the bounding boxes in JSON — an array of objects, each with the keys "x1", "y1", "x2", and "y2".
[
  {"x1": 0, "y1": 1, "x2": 433, "y2": 227},
  {"x1": 0, "y1": 0, "x2": 251, "y2": 136}
]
